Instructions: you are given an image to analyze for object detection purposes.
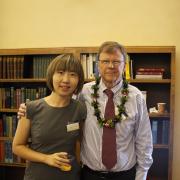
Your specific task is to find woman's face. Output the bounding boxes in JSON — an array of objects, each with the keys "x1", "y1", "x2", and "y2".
[{"x1": 52, "y1": 70, "x2": 79, "y2": 97}]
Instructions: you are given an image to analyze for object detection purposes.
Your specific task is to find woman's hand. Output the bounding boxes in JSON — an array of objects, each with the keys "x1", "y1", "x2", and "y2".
[{"x1": 44, "y1": 152, "x2": 70, "y2": 168}]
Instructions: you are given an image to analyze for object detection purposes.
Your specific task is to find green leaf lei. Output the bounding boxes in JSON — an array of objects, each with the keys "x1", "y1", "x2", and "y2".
[{"x1": 91, "y1": 76, "x2": 129, "y2": 128}]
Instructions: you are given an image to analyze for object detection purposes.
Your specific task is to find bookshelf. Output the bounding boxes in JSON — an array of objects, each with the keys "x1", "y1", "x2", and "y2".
[{"x1": 0, "y1": 46, "x2": 175, "y2": 180}]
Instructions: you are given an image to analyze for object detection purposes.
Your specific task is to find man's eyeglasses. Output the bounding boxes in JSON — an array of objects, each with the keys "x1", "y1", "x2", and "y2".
[{"x1": 99, "y1": 60, "x2": 124, "y2": 66}]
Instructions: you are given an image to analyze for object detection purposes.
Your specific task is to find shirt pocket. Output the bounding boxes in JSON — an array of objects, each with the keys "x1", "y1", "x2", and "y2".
[{"x1": 116, "y1": 111, "x2": 136, "y2": 140}]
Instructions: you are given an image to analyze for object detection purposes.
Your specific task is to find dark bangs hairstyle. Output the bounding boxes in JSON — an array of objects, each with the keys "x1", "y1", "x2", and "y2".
[{"x1": 46, "y1": 54, "x2": 84, "y2": 94}]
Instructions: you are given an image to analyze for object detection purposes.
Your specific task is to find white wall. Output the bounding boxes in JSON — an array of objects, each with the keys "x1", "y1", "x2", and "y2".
[{"x1": 1, "y1": 0, "x2": 180, "y2": 179}]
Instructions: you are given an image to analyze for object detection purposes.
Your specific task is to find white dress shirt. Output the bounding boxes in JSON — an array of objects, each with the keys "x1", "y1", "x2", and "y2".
[{"x1": 79, "y1": 79, "x2": 153, "y2": 180}]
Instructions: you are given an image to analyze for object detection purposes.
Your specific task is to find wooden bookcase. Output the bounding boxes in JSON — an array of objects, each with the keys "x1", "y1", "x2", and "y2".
[{"x1": 0, "y1": 46, "x2": 175, "y2": 180}]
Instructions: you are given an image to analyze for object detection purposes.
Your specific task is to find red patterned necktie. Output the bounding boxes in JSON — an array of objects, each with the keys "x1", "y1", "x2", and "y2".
[{"x1": 102, "y1": 89, "x2": 117, "y2": 169}]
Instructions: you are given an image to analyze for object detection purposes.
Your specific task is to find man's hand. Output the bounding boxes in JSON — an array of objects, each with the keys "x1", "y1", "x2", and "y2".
[{"x1": 17, "y1": 103, "x2": 26, "y2": 119}]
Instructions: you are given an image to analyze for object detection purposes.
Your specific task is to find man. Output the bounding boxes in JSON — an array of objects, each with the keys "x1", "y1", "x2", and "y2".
[
  {"x1": 79, "y1": 41, "x2": 153, "y2": 180},
  {"x1": 18, "y1": 41, "x2": 153, "y2": 180}
]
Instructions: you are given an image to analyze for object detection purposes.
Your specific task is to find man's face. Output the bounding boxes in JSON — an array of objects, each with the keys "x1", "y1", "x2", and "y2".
[{"x1": 98, "y1": 49, "x2": 125, "y2": 88}]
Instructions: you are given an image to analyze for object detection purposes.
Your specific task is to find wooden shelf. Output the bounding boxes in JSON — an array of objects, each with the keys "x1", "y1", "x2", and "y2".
[
  {"x1": 149, "y1": 113, "x2": 170, "y2": 118},
  {"x1": 0, "y1": 162, "x2": 26, "y2": 167},
  {"x1": 149, "y1": 177, "x2": 167, "y2": 180},
  {"x1": 126, "y1": 46, "x2": 175, "y2": 53},
  {"x1": 129, "y1": 79, "x2": 171, "y2": 84},
  {"x1": 0, "y1": 137, "x2": 14, "y2": 141},
  {"x1": 0, "y1": 47, "x2": 76, "y2": 55},
  {"x1": 0, "y1": 108, "x2": 18, "y2": 113},
  {"x1": 85, "y1": 79, "x2": 171, "y2": 84},
  {"x1": 154, "y1": 144, "x2": 169, "y2": 149},
  {"x1": 0, "y1": 46, "x2": 175, "y2": 55},
  {"x1": 0, "y1": 78, "x2": 46, "y2": 83},
  {"x1": 0, "y1": 137, "x2": 32, "y2": 144}
]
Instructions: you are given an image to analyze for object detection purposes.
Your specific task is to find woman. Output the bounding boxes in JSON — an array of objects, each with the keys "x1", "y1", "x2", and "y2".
[{"x1": 13, "y1": 54, "x2": 86, "y2": 180}]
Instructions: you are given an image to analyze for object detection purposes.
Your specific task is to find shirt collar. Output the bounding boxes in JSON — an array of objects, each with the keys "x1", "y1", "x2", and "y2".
[{"x1": 99, "y1": 78, "x2": 123, "y2": 95}]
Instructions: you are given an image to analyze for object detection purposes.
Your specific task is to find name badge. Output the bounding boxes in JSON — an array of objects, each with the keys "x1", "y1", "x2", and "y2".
[{"x1": 67, "y1": 122, "x2": 79, "y2": 132}]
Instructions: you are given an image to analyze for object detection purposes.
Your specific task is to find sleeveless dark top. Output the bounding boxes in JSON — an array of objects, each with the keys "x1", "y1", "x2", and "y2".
[{"x1": 24, "y1": 98, "x2": 86, "y2": 180}]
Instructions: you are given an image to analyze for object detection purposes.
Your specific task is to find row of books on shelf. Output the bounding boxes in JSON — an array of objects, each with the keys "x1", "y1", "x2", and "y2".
[
  {"x1": 124, "y1": 54, "x2": 166, "y2": 80},
  {"x1": 0, "y1": 53, "x2": 99, "y2": 80},
  {"x1": 120, "y1": 54, "x2": 167, "y2": 80},
  {"x1": 80, "y1": 53, "x2": 133, "y2": 79},
  {"x1": 0, "y1": 56, "x2": 24, "y2": 79},
  {"x1": 0, "y1": 53, "x2": 167, "y2": 80},
  {"x1": 135, "y1": 68, "x2": 165, "y2": 79},
  {"x1": 0, "y1": 87, "x2": 47, "y2": 109},
  {"x1": 80, "y1": 54, "x2": 167, "y2": 80},
  {"x1": 81, "y1": 53, "x2": 166, "y2": 80},
  {"x1": 0, "y1": 55, "x2": 56, "y2": 79},
  {"x1": 151, "y1": 120, "x2": 169, "y2": 144},
  {"x1": 80, "y1": 53, "x2": 98, "y2": 79},
  {"x1": 33, "y1": 55, "x2": 55, "y2": 78},
  {"x1": 0, "y1": 115, "x2": 17, "y2": 137},
  {"x1": 0, "y1": 140, "x2": 25, "y2": 164}
]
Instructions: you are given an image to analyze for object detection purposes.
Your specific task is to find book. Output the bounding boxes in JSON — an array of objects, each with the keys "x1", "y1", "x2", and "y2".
[
  {"x1": 0, "y1": 118, "x2": 3, "y2": 136},
  {"x1": 0, "y1": 141, "x2": 5, "y2": 162},
  {"x1": 125, "y1": 54, "x2": 130, "y2": 79},
  {"x1": 151, "y1": 121, "x2": 158, "y2": 144},
  {"x1": 162, "y1": 120, "x2": 169, "y2": 144},
  {"x1": 137, "y1": 68, "x2": 165, "y2": 72},
  {"x1": 2, "y1": 56, "x2": 7, "y2": 78},
  {"x1": 13, "y1": 56, "x2": 17, "y2": 79},
  {"x1": 136, "y1": 71, "x2": 163, "y2": 75},
  {"x1": 93, "y1": 54, "x2": 99, "y2": 77},
  {"x1": 130, "y1": 59, "x2": 133, "y2": 79},
  {"x1": 19, "y1": 56, "x2": 24, "y2": 78},
  {"x1": 88, "y1": 54, "x2": 94, "y2": 79},
  {"x1": 81, "y1": 54, "x2": 87, "y2": 79},
  {"x1": 135, "y1": 74, "x2": 163, "y2": 79}
]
